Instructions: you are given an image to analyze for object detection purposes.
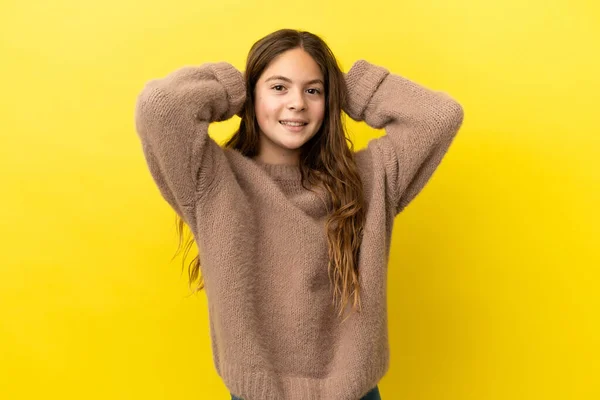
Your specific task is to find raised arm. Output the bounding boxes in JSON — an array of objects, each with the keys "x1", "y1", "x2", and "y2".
[
  {"x1": 345, "y1": 60, "x2": 464, "y2": 215},
  {"x1": 134, "y1": 63, "x2": 245, "y2": 225}
]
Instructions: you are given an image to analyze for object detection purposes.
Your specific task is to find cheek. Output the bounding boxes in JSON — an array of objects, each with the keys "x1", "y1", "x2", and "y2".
[
  {"x1": 313, "y1": 101, "x2": 326, "y2": 124},
  {"x1": 255, "y1": 96, "x2": 280, "y2": 124},
  {"x1": 254, "y1": 99, "x2": 266, "y2": 125}
]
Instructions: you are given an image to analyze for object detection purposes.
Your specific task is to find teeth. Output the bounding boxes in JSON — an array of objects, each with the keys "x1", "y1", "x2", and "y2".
[{"x1": 280, "y1": 121, "x2": 306, "y2": 126}]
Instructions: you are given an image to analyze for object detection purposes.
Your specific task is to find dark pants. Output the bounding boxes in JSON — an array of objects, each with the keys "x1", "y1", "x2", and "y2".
[{"x1": 231, "y1": 385, "x2": 381, "y2": 400}]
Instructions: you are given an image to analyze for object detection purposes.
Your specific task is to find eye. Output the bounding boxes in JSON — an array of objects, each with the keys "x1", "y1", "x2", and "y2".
[
  {"x1": 306, "y1": 88, "x2": 322, "y2": 95},
  {"x1": 271, "y1": 85, "x2": 285, "y2": 91}
]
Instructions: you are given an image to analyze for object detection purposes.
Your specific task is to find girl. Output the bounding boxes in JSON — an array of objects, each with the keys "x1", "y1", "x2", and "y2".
[{"x1": 135, "y1": 29, "x2": 464, "y2": 400}]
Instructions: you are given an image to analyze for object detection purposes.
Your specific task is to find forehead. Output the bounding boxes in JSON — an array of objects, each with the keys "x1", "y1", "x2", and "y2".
[{"x1": 260, "y1": 48, "x2": 323, "y2": 83}]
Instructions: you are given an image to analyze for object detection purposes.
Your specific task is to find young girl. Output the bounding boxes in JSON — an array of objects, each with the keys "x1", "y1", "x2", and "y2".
[{"x1": 135, "y1": 29, "x2": 464, "y2": 400}]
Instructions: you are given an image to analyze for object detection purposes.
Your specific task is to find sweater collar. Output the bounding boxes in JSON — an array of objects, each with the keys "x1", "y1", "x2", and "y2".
[{"x1": 253, "y1": 159, "x2": 302, "y2": 181}]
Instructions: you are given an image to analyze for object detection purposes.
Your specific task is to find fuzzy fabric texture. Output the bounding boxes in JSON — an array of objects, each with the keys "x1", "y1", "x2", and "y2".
[{"x1": 135, "y1": 59, "x2": 464, "y2": 400}]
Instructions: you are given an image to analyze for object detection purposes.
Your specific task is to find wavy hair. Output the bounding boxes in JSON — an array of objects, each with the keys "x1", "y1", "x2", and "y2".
[{"x1": 175, "y1": 29, "x2": 366, "y2": 319}]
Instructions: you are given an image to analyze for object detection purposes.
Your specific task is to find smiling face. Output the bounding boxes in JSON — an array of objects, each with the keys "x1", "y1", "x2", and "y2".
[{"x1": 253, "y1": 47, "x2": 326, "y2": 165}]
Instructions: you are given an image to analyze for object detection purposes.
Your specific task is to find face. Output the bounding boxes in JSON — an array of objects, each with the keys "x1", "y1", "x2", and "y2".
[{"x1": 253, "y1": 48, "x2": 326, "y2": 165}]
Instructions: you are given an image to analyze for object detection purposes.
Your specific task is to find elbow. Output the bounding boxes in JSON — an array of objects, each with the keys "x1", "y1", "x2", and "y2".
[
  {"x1": 135, "y1": 84, "x2": 171, "y2": 134},
  {"x1": 136, "y1": 81, "x2": 164, "y2": 115},
  {"x1": 448, "y1": 100, "x2": 464, "y2": 133},
  {"x1": 435, "y1": 94, "x2": 464, "y2": 137},
  {"x1": 417, "y1": 95, "x2": 464, "y2": 144}
]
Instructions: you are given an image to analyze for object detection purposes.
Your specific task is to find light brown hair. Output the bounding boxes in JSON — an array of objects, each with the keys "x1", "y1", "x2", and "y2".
[{"x1": 176, "y1": 29, "x2": 366, "y2": 318}]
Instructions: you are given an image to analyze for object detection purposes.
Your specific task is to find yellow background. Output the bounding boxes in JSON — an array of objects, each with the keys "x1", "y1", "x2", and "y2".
[{"x1": 1, "y1": 0, "x2": 598, "y2": 398}]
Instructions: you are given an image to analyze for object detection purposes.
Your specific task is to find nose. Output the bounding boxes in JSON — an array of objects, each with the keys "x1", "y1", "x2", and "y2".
[{"x1": 287, "y1": 89, "x2": 306, "y2": 111}]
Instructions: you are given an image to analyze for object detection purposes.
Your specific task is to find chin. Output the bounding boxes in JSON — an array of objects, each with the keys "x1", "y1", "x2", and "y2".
[
  {"x1": 278, "y1": 140, "x2": 308, "y2": 150},
  {"x1": 273, "y1": 135, "x2": 314, "y2": 149}
]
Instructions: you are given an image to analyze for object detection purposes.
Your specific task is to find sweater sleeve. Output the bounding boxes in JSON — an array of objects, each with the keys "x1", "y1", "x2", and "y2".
[
  {"x1": 345, "y1": 60, "x2": 464, "y2": 215},
  {"x1": 134, "y1": 63, "x2": 246, "y2": 225}
]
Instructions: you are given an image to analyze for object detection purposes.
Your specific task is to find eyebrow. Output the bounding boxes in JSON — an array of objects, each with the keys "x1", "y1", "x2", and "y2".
[{"x1": 265, "y1": 75, "x2": 324, "y2": 86}]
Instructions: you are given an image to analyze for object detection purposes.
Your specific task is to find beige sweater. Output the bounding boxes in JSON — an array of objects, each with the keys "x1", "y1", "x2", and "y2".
[{"x1": 134, "y1": 60, "x2": 464, "y2": 400}]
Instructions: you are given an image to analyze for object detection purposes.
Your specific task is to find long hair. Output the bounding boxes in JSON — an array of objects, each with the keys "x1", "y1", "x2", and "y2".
[{"x1": 175, "y1": 29, "x2": 366, "y2": 318}]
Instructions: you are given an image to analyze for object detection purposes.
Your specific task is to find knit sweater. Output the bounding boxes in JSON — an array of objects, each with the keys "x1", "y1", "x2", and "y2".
[{"x1": 134, "y1": 59, "x2": 464, "y2": 400}]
